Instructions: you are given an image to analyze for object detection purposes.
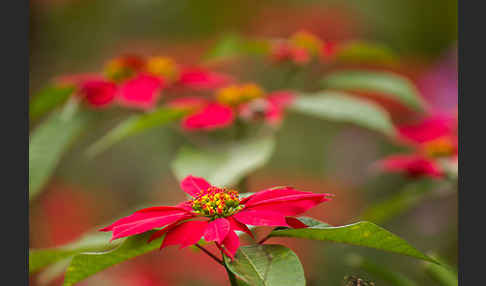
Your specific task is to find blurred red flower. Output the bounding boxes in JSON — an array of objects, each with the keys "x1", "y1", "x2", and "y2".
[{"x1": 378, "y1": 113, "x2": 457, "y2": 178}]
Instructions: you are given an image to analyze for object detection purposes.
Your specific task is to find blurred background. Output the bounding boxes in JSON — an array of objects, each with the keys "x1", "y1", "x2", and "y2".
[{"x1": 29, "y1": 0, "x2": 457, "y2": 285}]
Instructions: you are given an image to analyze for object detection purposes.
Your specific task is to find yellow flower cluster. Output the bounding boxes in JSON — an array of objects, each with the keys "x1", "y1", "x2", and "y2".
[
  {"x1": 289, "y1": 30, "x2": 323, "y2": 57},
  {"x1": 216, "y1": 83, "x2": 265, "y2": 106},
  {"x1": 145, "y1": 56, "x2": 180, "y2": 83},
  {"x1": 423, "y1": 136, "x2": 456, "y2": 158},
  {"x1": 192, "y1": 187, "x2": 242, "y2": 218}
]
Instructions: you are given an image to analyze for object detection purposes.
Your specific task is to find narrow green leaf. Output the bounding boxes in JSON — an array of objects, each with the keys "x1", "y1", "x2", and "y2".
[
  {"x1": 270, "y1": 221, "x2": 438, "y2": 264},
  {"x1": 86, "y1": 107, "x2": 185, "y2": 156},
  {"x1": 361, "y1": 180, "x2": 435, "y2": 224},
  {"x1": 29, "y1": 232, "x2": 116, "y2": 274},
  {"x1": 291, "y1": 92, "x2": 396, "y2": 137},
  {"x1": 30, "y1": 85, "x2": 75, "y2": 121},
  {"x1": 29, "y1": 109, "x2": 92, "y2": 200},
  {"x1": 347, "y1": 254, "x2": 417, "y2": 286},
  {"x1": 171, "y1": 136, "x2": 276, "y2": 187},
  {"x1": 335, "y1": 41, "x2": 396, "y2": 64},
  {"x1": 422, "y1": 254, "x2": 458, "y2": 286},
  {"x1": 225, "y1": 244, "x2": 306, "y2": 286},
  {"x1": 62, "y1": 231, "x2": 162, "y2": 286},
  {"x1": 321, "y1": 71, "x2": 426, "y2": 111}
]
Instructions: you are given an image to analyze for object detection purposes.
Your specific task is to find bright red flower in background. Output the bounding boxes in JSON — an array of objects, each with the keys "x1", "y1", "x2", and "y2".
[
  {"x1": 378, "y1": 113, "x2": 457, "y2": 179},
  {"x1": 118, "y1": 74, "x2": 165, "y2": 110},
  {"x1": 182, "y1": 103, "x2": 235, "y2": 131},
  {"x1": 270, "y1": 30, "x2": 336, "y2": 64},
  {"x1": 101, "y1": 175, "x2": 332, "y2": 258},
  {"x1": 168, "y1": 83, "x2": 295, "y2": 131}
]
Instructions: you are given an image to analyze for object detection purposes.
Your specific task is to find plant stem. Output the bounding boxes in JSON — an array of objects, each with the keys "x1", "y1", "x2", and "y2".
[
  {"x1": 225, "y1": 264, "x2": 239, "y2": 286},
  {"x1": 195, "y1": 244, "x2": 224, "y2": 265},
  {"x1": 258, "y1": 227, "x2": 276, "y2": 244}
]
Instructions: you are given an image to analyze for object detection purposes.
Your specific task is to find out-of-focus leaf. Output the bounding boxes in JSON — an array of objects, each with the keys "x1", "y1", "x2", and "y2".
[
  {"x1": 270, "y1": 221, "x2": 438, "y2": 264},
  {"x1": 62, "y1": 231, "x2": 161, "y2": 286},
  {"x1": 225, "y1": 244, "x2": 305, "y2": 286},
  {"x1": 172, "y1": 136, "x2": 275, "y2": 187},
  {"x1": 346, "y1": 254, "x2": 417, "y2": 286},
  {"x1": 335, "y1": 41, "x2": 396, "y2": 64},
  {"x1": 321, "y1": 71, "x2": 426, "y2": 111},
  {"x1": 422, "y1": 254, "x2": 458, "y2": 286},
  {"x1": 361, "y1": 180, "x2": 436, "y2": 224},
  {"x1": 86, "y1": 107, "x2": 186, "y2": 156},
  {"x1": 204, "y1": 33, "x2": 270, "y2": 62},
  {"x1": 29, "y1": 85, "x2": 75, "y2": 121},
  {"x1": 291, "y1": 92, "x2": 396, "y2": 137},
  {"x1": 29, "y1": 232, "x2": 116, "y2": 274},
  {"x1": 29, "y1": 109, "x2": 92, "y2": 200}
]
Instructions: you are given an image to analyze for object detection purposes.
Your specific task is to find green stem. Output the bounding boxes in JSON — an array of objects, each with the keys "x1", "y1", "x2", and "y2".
[
  {"x1": 225, "y1": 264, "x2": 239, "y2": 286},
  {"x1": 195, "y1": 244, "x2": 224, "y2": 265}
]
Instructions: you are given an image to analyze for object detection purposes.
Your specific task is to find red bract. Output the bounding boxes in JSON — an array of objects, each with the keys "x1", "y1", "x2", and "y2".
[
  {"x1": 378, "y1": 113, "x2": 458, "y2": 178},
  {"x1": 378, "y1": 154, "x2": 443, "y2": 178},
  {"x1": 118, "y1": 74, "x2": 165, "y2": 110},
  {"x1": 178, "y1": 67, "x2": 234, "y2": 90},
  {"x1": 182, "y1": 103, "x2": 235, "y2": 131},
  {"x1": 78, "y1": 78, "x2": 118, "y2": 108},
  {"x1": 101, "y1": 175, "x2": 332, "y2": 258}
]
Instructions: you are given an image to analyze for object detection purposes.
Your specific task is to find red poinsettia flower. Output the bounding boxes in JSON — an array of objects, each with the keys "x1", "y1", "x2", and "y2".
[
  {"x1": 118, "y1": 74, "x2": 165, "y2": 110},
  {"x1": 100, "y1": 175, "x2": 332, "y2": 258},
  {"x1": 167, "y1": 83, "x2": 294, "y2": 131},
  {"x1": 239, "y1": 91, "x2": 295, "y2": 125},
  {"x1": 270, "y1": 30, "x2": 333, "y2": 64},
  {"x1": 378, "y1": 113, "x2": 458, "y2": 178}
]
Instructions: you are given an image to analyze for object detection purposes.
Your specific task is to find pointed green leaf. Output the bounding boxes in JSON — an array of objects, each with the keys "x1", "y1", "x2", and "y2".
[
  {"x1": 225, "y1": 244, "x2": 305, "y2": 286},
  {"x1": 86, "y1": 107, "x2": 185, "y2": 156},
  {"x1": 62, "y1": 231, "x2": 162, "y2": 286},
  {"x1": 321, "y1": 70, "x2": 426, "y2": 111},
  {"x1": 29, "y1": 232, "x2": 116, "y2": 274},
  {"x1": 30, "y1": 85, "x2": 75, "y2": 121},
  {"x1": 422, "y1": 254, "x2": 458, "y2": 286},
  {"x1": 29, "y1": 109, "x2": 92, "y2": 200},
  {"x1": 291, "y1": 92, "x2": 396, "y2": 137},
  {"x1": 204, "y1": 33, "x2": 270, "y2": 62},
  {"x1": 171, "y1": 136, "x2": 276, "y2": 187},
  {"x1": 270, "y1": 221, "x2": 438, "y2": 264}
]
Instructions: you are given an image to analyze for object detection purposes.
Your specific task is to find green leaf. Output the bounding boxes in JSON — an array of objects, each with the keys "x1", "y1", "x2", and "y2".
[
  {"x1": 321, "y1": 70, "x2": 426, "y2": 111},
  {"x1": 290, "y1": 92, "x2": 396, "y2": 137},
  {"x1": 347, "y1": 254, "x2": 417, "y2": 286},
  {"x1": 29, "y1": 108, "x2": 92, "y2": 200},
  {"x1": 30, "y1": 85, "x2": 75, "y2": 121},
  {"x1": 422, "y1": 254, "x2": 458, "y2": 286},
  {"x1": 270, "y1": 221, "x2": 438, "y2": 264},
  {"x1": 204, "y1": 33, "x2": 270, "y2": 62},
  {"x1": 86, "y1": 107, "x2": 185, "y2": 156},
  {"x1": 29, "y1": 232, "x2": 117, "y2": 274},
  {"x1": 62, "y1": 231, "x2": 162, "y2": 286},
  {"x1": 171, "y1": 136, "x2": 276, "y2": 187},
  {"x1": 335, "y1": 41, "x2": 396, "y2": 64},
  {"x1": 361, "y1": 180, "x2": 435, "y2": 224},
  {"x1": 225, "y1": 244, "x2": 306, "y2": 286}
]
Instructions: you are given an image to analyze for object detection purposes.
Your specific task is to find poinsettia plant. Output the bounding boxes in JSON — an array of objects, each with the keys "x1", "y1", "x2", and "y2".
[{"x1": 29, "y1": 28, "x2": 456, "y2": 286}]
